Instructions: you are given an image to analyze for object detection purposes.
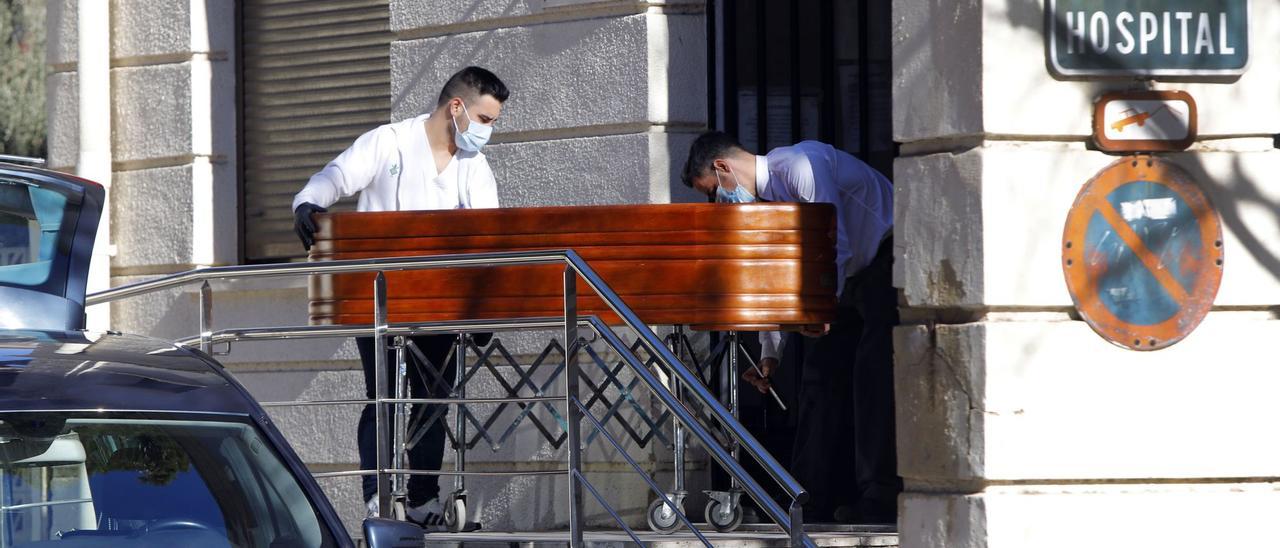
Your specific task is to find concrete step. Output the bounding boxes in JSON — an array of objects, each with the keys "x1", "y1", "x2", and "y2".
[{"x1": 421, "y1": 524, "x2": 898, "y2": 547}]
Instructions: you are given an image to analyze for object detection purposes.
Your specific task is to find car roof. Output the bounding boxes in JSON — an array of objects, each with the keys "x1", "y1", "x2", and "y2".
[{"x1": 0, "y1": 329, "x2": 256, "y2": 415}]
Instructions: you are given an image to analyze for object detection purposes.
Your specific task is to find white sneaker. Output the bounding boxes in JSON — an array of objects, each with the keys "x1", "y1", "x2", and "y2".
[
  {"x1": 406, "y1": 498, "x2": 445, "y2": 527},
  {"x1": 365, "y1": 498, "x2": 379, "y2": 519}
]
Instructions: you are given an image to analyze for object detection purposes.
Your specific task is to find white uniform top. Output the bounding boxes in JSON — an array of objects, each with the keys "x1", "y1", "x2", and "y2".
[
  {"x1": 292, "y1": 113, "x2": 499, "y2": 213},
  {"x1": 755, "y1": 141, "x2": 894, "y2": 360}
]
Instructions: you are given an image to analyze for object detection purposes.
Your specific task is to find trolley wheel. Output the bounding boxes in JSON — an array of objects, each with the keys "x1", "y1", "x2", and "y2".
[
  {"x1": 443, "y1": 496, "x2": 467, "y2": 533},
  {"x1": 646, "y1": 497, "x2": 683, "y2": 534},
  {"x1": 390, "y1": 499, "x2": 407, "y2": 522},
  {"x1": 704, "y1": 499, "x2": 743, "y2": 533}
]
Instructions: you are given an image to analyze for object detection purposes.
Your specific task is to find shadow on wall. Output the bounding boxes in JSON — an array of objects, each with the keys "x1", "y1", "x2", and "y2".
[
  {"x1": 999, "y1": 0, "x2": 1280, "y2": 375},
  {"x1": 391, "y1": 0, "x2": 614, "y2": 120},
  {"x1": 662, "y1": 8, "x2": 707, "y2": 205},
  {"x1": 1005, "y1": 0, "x2": 1280, "y2": 290},
  {"x1": 1175, "y1": 155, "x2": 1280, "y2": 285},
  {"x1": 391, "y1": 0, "x2": 512, "y2": 117}
]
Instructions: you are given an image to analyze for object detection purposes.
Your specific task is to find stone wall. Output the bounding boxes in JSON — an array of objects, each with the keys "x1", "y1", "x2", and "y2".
[
  {"x1": 45, "y1": 0, "x2": 716, "y2": 536},
  {"x1": 46, "y1": 0, "x2": 238, "y2": 274},
  {"x1": 892, "y1": 1, "x2": 1280, "y2": 546},
  {"x1": 389, "y1": 0, "x2": 707, "y2": 208},
  {"x1": 380, "y1": 0, "x2": 711, "y2": 531}
]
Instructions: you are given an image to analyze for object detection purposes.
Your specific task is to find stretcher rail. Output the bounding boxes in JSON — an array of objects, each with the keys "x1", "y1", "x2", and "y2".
[{"x1": 87, "y1": 250, "x2": 814, "y2": 547}]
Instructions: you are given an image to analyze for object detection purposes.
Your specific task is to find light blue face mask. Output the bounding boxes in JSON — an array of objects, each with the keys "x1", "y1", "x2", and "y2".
[
  {"x1": 714, "y1": 168, "x2": 756, "y2": 203},
  {"x1": 452, "y1": 101, "x2": 493, "y2": 152}
]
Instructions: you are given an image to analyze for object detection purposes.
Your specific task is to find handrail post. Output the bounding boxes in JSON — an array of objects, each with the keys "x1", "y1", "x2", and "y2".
[
  {"x1": 373, "y1": 272, "x2": 391, "y2": 518},
  {"x1": 564, "y1": 265, "x2": 584, "y2": 547},
  {"x1": 392, "y1": 335, "x2": 408, "y2": 508},
  {"x1": 728, "y1": 331, "x2": 740, "y2": 491},
  {"x1": 567, "y1": 251, "x2": 809, "y2": 502},
  {"x1": 790, "y1": 499, "x2": 805, "y2": 546},
  {"x1": 671, "y1": 327, "x2": 686, "y2": 500},
  {"x1": 198, "y1": 281, "x2": 212, "y2": 354},
  {"x1": 454, "y1": 332, "x2": 466, "y2": 495}
]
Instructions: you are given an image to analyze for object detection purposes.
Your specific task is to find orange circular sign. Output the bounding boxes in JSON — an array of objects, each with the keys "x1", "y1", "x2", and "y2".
[{"x1": 1062, "y1": 156, "x2": 1223, "y2": 351}]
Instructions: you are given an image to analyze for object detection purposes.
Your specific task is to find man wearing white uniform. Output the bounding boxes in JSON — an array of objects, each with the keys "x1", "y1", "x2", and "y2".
[
  {"x1": 292, "y1": 66, "x2": 509, "y2": 528},
  {"x1": 682, "y1": 131, "x2": 898, "y2": 524}
]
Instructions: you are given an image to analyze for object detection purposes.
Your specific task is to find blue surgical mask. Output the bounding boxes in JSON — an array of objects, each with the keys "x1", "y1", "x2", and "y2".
[
  {"x1": 714, "y1": 168, "x2": 756, "y2": 203},
  {"x1": 452, "y1": 101, "x2": 492, "y2": 152}
]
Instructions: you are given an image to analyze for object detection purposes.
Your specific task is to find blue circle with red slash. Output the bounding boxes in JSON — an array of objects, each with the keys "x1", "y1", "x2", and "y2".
[
  {"x1": 1063, "y1": 157, "x2": 1223, "y2": 351},
  {"x1": 1085, "y1": 180, "x2": 1202, "y2": 326}
]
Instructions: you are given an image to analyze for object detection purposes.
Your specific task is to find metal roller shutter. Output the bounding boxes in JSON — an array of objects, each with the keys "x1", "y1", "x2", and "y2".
[{"x1": 240, "y1": 0, "x2": 391, "y2": 262}]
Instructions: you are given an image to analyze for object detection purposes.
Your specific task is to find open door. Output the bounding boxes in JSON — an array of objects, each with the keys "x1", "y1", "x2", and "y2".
[{"x1": 0, "y1": 164, "x2": 104, "y2": 331}]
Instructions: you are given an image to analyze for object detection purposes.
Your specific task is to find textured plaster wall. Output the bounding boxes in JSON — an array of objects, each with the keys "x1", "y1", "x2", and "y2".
[
  {"x1": 893, "y1": 1, "x2": 1280, "y2": 547},
  {"x1": 45, "y1": 0, "x2": 237, "y2": 273},
  {"x1": 369, "y1": 0, "x2": 713, "y2": 530},
  {"x1": 390, "y1": 4, "x2": 706, "y2": 209},
  {"x1": 48, "y1": 0, "x2": 714, "y2": 535}
]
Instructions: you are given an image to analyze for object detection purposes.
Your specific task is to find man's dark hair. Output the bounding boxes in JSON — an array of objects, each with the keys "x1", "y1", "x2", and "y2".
[
  {"x1": 681, "y1": 131, "x2": 746, "y2": 187},
  {"x1": 436, "y1": 66, "x2": 510, "y2": 108}
]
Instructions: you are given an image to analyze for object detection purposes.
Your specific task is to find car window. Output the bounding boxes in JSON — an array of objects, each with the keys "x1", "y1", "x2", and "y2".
[
  {"x1": 0, "y1": 414, "x2": 338, "y2": 548},
  {"x1": 0, "y1": 180, "x2": 68, "y2": 288}
]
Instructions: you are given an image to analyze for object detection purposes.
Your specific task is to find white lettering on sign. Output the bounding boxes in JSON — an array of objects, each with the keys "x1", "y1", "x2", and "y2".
[
  {"x1": 1102, "y1": 99, "x2": 1191, "y2": 142},
  {"x1": 1068, "y1": 11, "x2": 1086, "y2": 54},
  {"x1": 1195, "y1": 13, "x2": 1214, "y2": 54},
  {"x1": 1063, "y1": 10, "x2": 1239, "y2": 56},
  {"x1": 1116, "y1": 12, "x2": 1135, "y2": 53},
  {"x1": 1139, "y1": 12, "x2": 1157, "y2": 55},
  {"x1": 1176, "y1": 12, "x2": 1192, "y2": 53},
  {"x1": 1120, "y1": 198, "x2": 1177, "y2": 222},
  {"x1": 1091, "y1": 12, "x2": 1109, "y2": 53},
  {"x1": 1220, "y1": 13, "x2": 1235, "y2": 54}
]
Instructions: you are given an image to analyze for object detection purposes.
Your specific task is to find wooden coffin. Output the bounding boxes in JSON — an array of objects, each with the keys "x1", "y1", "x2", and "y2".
[{"x1": 308, "y1": 203, "x2": 837, "y2": 330}]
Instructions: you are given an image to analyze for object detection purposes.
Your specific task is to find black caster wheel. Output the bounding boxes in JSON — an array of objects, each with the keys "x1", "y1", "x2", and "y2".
[
  {"x1": 705, "y1": 499, "x2": 743, "y2": 533},
  {"x1": 646, "y1": 497, "x2": 683, "y2": 534}
]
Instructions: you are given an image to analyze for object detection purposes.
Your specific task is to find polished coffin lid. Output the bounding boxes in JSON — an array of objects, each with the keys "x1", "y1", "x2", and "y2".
[{"x1": 307, "y1": 203, "x2": 838, "y2": 330}]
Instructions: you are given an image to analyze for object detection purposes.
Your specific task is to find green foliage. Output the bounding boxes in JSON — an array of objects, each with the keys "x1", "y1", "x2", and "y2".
[
  {"x1": 0, "y1": 0, "x2": 46, "y2": 158},
  {"x1": 82, "y1": 426, "x2": 193, "y2": 486}
]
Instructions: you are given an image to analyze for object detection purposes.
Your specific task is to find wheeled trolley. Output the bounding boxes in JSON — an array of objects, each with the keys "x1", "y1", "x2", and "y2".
[{"x1": 646, "y1": 327, "x2": 786, "y2": 534}]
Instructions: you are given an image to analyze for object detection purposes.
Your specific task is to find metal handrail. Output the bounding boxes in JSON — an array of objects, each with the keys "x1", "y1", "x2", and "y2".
[
  {"x1": 172, "y1": 317, "x2": 576, "y2": 347},
  {"x1": 573, "y1": 397, "x2": 710, "y2": 546},
  {"x1": 86, "y1": 251, "x2": 567, "y2": 306},
  {"x1": 87, "y1": 249, "x2": 812, "y2": 544}
]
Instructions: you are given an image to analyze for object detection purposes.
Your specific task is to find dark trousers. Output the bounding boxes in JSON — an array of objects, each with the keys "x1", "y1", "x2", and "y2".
[
  {"x1": 790, "y1": 238, "x2": 900, "y2": 520},
  {"x1": 356, "y1": 334, "x2": 456, "y2": 506}
]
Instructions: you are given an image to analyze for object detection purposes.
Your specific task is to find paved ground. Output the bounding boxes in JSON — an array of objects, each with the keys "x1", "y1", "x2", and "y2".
[{"x1": 420, "y1": 524, "x2": 898, "y2": 547}]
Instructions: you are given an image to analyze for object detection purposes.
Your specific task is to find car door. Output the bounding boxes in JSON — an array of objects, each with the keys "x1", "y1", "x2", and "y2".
[{"x1": 0, "y1": 166, "x2": 103, "y2": 331}]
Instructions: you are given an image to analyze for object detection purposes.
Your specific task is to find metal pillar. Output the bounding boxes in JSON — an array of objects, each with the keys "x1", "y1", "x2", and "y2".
[
  {"x1": 564, "y1": 267, "x2": 584, "y2": 547},
  {"x1": 672, "y1": 328, "x2": 687, "y2": 498},
  {"x1": 454, "y1": 333, "x2": 467, "y2": 493},
  {"x1": 373, "y1": 273, "x2": 391, "y2": 517},
  {"x1": 393, "y1": 335, "x2": 408, "y2": 511},
  {"x1": 198, "y1": 281, "x2": 212, "y2": 354},
  {"x1": 728, "y1": 331, "x2": 741, "y2": 491}
]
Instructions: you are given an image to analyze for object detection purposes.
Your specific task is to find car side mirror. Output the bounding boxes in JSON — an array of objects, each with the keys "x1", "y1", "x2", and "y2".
[{"x1": 362, "y1": 517, "x2": 424, "y2": 548}]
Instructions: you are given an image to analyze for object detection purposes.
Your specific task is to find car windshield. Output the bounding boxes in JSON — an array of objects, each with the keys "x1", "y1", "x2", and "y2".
[{"x1": 0, "y1": 413, "x2": 337, "y2": 548}]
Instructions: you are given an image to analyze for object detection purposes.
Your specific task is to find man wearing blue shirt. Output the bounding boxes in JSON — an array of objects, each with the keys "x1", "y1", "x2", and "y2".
[{"x1": 682, "y1": 131, "x2": 900, "y2": 524}]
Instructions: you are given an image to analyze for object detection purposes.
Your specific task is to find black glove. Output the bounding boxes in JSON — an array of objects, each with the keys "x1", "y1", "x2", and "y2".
[{"x1": 293, "y1": 202, "x2": 327, "y2": 251}]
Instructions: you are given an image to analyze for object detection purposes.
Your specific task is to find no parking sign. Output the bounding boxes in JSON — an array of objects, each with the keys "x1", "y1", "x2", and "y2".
[{"x1": 1062, "y1": 156, "x2": 1223, "y2": 351}]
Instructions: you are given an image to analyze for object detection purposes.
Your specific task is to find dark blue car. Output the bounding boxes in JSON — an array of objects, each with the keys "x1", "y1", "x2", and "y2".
[{"x1": 0, "y1": 162, "x2": 419, "y2": 547}]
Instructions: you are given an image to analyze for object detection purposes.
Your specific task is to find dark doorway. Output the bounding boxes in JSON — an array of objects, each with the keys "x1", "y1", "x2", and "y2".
[
  {"x1": 709, "y1": 0, "x2": 894, "y2": 176},
  {"x1": 704, "y1": 0, "x2": 896, "y2": 518}
]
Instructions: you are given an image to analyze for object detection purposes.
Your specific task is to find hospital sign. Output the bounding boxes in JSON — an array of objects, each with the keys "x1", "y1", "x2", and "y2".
[{"x1": 1048, "y1": 0, "x2": 1249, "y2": 77}]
